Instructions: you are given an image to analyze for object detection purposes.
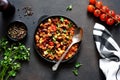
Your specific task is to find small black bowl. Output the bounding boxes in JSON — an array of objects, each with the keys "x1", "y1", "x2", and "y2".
[
  {"x1": 34, "y1": 15, "x2": 82, "y2": 63},
  {"x1": 7, "y1": 21, "x2": 27, "y2": 42}
]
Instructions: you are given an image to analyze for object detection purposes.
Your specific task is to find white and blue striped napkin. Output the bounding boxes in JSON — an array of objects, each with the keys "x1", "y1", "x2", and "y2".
[{"x1": 93, "y1": 23, "x2": 120, "y2": 80}]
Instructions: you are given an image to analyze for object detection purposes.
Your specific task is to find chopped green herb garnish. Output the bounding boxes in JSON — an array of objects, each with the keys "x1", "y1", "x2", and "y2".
[
  {"x1": 68, "y1": 22, "x2": 73, "y2": 27},
  {"x1": 46, "y1": 49, "x2": 55, "y2": 54},
  {"x1": 63, "y1": 29, "x2": 67, "y2": 33},
  {"x1": 46, "y1": 49, "x2": 52, "y2": 53},
  {"x1": 66, "y1": 5, "x2": 72, "y2": 11},
  {"x1": 60, "y1": 17, "x2": 64, "y2": 22},
  {"x1": 72, "y1": 69, "x2": 78, "y2": 76},
  {"x1": 72, "y1": 62, "x2": 82, "y2": 76},
  {"x1": 75, "y1": 62, "x2": 82, "y2": 68},
  {"x1": 52, "y1": 37, "x2": 56, "y2": 42}
]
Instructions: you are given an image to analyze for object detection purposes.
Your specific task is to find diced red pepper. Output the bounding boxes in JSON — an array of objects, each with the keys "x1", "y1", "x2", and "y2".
[
  {"x1": 51, "y1": 25, "x2": 56, "y2": 31},
  {"x1": 49, "y1": 41, "x2": 54, "y2": 46}
]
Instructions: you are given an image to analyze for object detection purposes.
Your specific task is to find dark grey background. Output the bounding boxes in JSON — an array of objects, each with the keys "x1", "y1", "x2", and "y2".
[{"x1": 0, "y1": 0, "x2": 120, "y2": 80}]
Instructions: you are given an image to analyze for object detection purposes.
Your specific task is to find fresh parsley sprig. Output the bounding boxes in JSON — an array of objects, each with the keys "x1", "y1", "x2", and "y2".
[{"x1": 0, "y1": 38, "x2": 30, "y2": 80}]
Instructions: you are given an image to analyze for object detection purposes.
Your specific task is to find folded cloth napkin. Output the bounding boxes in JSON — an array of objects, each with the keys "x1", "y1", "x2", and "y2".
[{"x1": 93, "y1": 23, "x2": 120, "y2": 80}]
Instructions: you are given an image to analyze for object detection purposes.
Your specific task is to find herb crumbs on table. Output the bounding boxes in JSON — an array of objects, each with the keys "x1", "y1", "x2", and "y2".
[
  {"x1": 66, "y1": 4, "x2": 73, "y2": 11},
  {"x1": 72, "y1": 69, "x2": 79, "y2": 76},
  {"x1": 75, "y1": 62, "x2": 82, "y2": 68},
  {"x1": 72, "y1": 62, "x2": 82, "y2": 76}
]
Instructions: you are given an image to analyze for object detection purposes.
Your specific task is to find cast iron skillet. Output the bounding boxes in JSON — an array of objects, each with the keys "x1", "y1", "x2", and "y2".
[{"x1": 34, "y1": 15, "x2": 82, "y2": 63}]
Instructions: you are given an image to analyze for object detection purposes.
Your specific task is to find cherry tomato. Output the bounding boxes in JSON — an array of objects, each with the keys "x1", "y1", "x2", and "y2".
[
  {"x1": 101, "y1": 6, "x2": 109, "y2": 13},
  {"x1": 100, "y1": 14, "x2": 108, "y2": 21},
  {"x1": 49, "y1": 41, "x2": 54, "y2": 46},
  {"x1": 94, "y1": 9, "x2": 101, "y2": 17},
  {"x1": 108, "y1": 10, "x2": 115, "y2": 17},
  {"x1": 89, "y1": 0, "x2": 96, "y2": 5},
  {"x1": 106, "y1": 18, "x2": 114, "y2": 25},
  {"x1": 114, "y1": 15, "x2": 120, "y2": 22},
  {"x1": 95, "y1": 1, "x2": 103, "y2": 9},
  {"x1": 87, "y1": 5, "x2": 95, "y2": 13}
]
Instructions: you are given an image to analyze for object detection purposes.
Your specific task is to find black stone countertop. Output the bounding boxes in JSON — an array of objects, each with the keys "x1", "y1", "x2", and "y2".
[{"x1": 0, "y1": 0, "x2": 120, "y2": 80}]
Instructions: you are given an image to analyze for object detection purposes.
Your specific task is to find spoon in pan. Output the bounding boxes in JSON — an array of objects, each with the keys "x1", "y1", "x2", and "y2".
[{"x1": 52, "y1": 27, "x2": 83, "y2": 71}]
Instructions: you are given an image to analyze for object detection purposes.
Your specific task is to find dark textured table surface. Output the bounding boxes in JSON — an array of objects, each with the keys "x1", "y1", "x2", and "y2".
[{"x1": 0, "y1": 0, "x2": 120, "y2": 80}]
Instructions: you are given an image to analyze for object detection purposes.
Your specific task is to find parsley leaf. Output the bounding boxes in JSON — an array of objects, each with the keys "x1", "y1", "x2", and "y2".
[
  {"x1": 66, "y1": 5, "x2": 72, "y2": 11},
  {"x1": 60, "y1": 17, "x2": 64, "y2": 22},
  {"x1": 72, "y1": 62, "x2": 82, "y2": 76},
  {"x1": 72, "y1": 69, "x2": 78, "y2": 76},
  {"x1": 75, "y1": 62, "x2": 82, "y2": 68}
]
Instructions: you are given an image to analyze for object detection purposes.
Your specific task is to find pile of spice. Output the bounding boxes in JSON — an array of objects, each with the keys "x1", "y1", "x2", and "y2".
[
  {"x1": 17, "y1": 6, "x2": 35, "y2": 24},
  {"x1": 8, "y1": 24, "x2": 27, "y2": 40},
  {"x1": 23, "y1": 6, "x2": 33, "y2": 16}
]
